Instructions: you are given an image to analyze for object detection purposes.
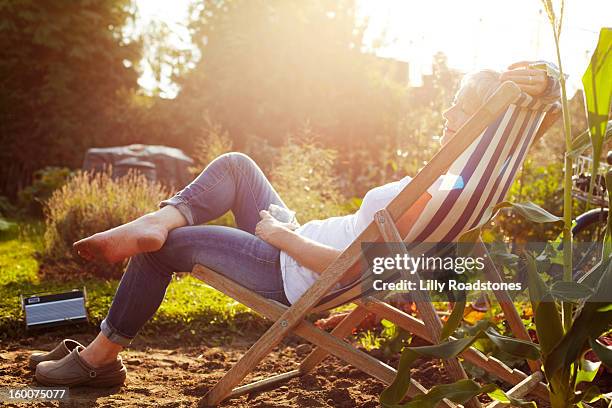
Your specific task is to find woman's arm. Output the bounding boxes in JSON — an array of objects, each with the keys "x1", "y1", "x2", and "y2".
[{"x1": 255, "y1": 210, "x2": 343, "y2": 275}]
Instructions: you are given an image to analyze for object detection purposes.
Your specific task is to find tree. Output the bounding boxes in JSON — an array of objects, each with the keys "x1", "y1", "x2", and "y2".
[
  {"x1": 0, "y1": 0, "x2": 141, "y2": 197},
  {"x1": 174, "y1": 0, "x2": 407, "y2": 150}
]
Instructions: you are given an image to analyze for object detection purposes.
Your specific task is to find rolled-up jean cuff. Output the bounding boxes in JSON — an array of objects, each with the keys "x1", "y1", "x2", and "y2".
[
  {"x1": 159, "y1": 196, "x2": 195, "y2": 226},
  {"x1": 100, "y1": 318, "x2": 134, "y2": 347}
]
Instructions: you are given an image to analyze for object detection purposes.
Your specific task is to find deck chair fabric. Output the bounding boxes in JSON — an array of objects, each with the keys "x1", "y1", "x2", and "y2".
[
  {"x1": 408, "y1": 93, "x2": 554, "y2": 243},
  {"x1": 191, "y1": 83, "x2": 558, "y2": 406},
  {"x1": 314, "y1": 93, "x2": 556, "y2": 311}
]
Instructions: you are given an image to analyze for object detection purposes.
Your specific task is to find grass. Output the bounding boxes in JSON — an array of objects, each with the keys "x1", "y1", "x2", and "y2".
[{"x1": 0, "y1": 220, "x2": 258, "y2": 340}]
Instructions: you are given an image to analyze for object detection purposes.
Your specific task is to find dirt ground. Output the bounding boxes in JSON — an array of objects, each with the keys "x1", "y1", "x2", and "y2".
[
  {"x1": 0, "y1": 326, "x2": 602, "y2": 408},
  {"x1": 1, "y1": 328, "x2": 389, "y2": 408}
]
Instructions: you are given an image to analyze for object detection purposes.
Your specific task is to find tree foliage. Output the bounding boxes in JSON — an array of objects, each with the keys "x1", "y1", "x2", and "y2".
[
  {"x1": 0, "y1": 0, "x2": 141, "y2": 196},
  {"x1": 176, "y1": 0, "x2": 411, "y2": 150}
]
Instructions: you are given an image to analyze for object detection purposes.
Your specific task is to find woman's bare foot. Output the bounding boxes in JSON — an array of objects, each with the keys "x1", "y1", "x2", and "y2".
[
  {"x1": 73, "y1": 206, "x2": 187, "y2": 263},
  {"x1": 73, "y1": 214, "x2": 169, "y2": 263}
]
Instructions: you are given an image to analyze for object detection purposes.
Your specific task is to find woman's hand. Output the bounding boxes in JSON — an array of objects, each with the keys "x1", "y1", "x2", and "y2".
[
  {"x1": 255, "y1": 210, "x2": 292, "y2": 247},
  {"x1": 500, "y1": 61, "x2": 549, "y2": 96}
]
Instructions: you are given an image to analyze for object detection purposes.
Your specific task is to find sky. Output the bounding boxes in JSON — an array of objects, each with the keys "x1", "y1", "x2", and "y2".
[{"x1": 134, "y1": 0, "x2": 611, "y2": 98}]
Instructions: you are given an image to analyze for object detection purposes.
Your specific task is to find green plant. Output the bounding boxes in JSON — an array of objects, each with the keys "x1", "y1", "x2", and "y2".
[
  {"x1": 0, "y1": 0, "x2": 141, "y2": 198},
  {"x1": 495, "y1": 161, "x2": 565, "y2": 244},
  {"x1": 523, "y1": 251, "x2": 611, "y2": 408},
  {"x1": 270, "y1": 130, "x2": 347, "y2": 223},
  {"x1": 535, "y1": 6, "x2": 611, "y2": 406},
  {"x1": 379, "y1": 197, "x2": 611, "y2": 407},
  {"x1": 0, "y1": 196, "x2": 18, "y2": 236},
  {"x1": 42, "y1": 170, "x2": 168, "y2": 278},
  {"x1": 0, "y1": 217, "x2": 17, "y2": 236},
  {"x1": 539, "y1": 0, "x2": 575, "y2": 331},
  {"x1": 581, "y1": 28, "x2": 611, "y2": 207},
  {"x1": 189, "y1": 116, "x2": 234, "y2": 175},
  {"x1": 18, "y1": 167, "x2": 72, "y2": 216},
  {"x1": 379, "y1": 254, "x2": 611, "y2": 407}
]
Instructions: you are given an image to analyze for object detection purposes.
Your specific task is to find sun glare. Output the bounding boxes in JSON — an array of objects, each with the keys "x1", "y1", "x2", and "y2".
[
  {"x1": 135, "y1": 0, "x2": 611, "y2": 96},
  {"x1": 359, "y1": 0, "x2": 611, "y2": 91}
]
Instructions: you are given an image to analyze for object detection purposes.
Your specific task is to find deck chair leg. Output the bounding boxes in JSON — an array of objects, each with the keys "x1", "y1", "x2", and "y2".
[
  {"x1": 201, "y1": 240, "x2": 367, "y2": 405},
  {"x1": 193, "y1": 265, "x2": 455, "y2": 407},
  {"x1": 474, "y1": 239, "x2": 541, "y2": 373},
  {"x1": 300, "y1": 306, "x2": 369, "y2": 373},
  {"x1": 375, "y1": 209, "x2": 482, "y2": 408}
]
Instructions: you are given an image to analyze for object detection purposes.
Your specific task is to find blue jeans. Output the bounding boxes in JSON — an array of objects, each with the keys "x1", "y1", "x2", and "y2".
[{"x1": 101, "y1": 152, "x2": 291, "y2": 346}]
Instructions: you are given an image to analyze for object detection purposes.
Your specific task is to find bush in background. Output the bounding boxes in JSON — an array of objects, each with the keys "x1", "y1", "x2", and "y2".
[
  {"x1": 18, "y1": 167, "x2": 72, "y2": 216},
  {"x1": 43, "y1": 170, "x2": 168, "y2": 279},
  {"x1": 0, "y1": 196, "x2": 18, "y2": 236},
  {"x1": 189, "y1": 116, "x2": 234, "y2": 175},
  {"x1": 270, "y1": 131, "x2": 347, "y2": 223}
]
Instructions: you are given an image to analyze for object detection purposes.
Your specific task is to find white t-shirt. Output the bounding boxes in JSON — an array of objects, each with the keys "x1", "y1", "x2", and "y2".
[{"x1": 280, "y1": 175, "x2": 414, "y2": 304}]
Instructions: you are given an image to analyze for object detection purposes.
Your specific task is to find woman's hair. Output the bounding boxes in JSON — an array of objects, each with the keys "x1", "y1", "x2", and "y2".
[{"x1": 454, "y1": 70, "x2": 501, "y2": 115}]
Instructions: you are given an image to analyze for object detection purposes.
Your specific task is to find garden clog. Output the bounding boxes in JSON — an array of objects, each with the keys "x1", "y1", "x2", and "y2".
[
  {"x1": 29, "y1": 339, "x2": 84, "y2": 369},
  {"x1": 35, "y1": 346, "x2": 126, "y2": 388}
]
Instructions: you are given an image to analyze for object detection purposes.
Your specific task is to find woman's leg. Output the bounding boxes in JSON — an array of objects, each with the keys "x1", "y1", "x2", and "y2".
[
  {"x1": 73, "y1": 152, "x2": 288, "y2": 366},
  {"x1": 74, "y1": 152, "x2": 287, "y2": 263},
  {"x1": 80, "y1": 224, "x2": 288, "y2": 367},
  {"x1": 161, "y1": 151, "x2": 289, "y2": 233}
]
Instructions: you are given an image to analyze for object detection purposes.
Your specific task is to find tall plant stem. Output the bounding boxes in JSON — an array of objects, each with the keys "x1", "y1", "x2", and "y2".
[{"x1": 554, "y1": 33, "x2": 574, "y2": 331}]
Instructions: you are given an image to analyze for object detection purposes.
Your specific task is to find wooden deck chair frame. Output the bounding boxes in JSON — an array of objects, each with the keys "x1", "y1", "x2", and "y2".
[{"x1": 191, "y1": 81, "x2": 560, "y2": 407}]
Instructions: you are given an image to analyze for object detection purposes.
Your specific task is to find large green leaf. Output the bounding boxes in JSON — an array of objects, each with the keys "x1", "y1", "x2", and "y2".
[
  {"x1": 381, "y1": 323, "x2": 542, "y2": 406},
  {"x1": 457, "y1": 200, "x2": 562, "y2": 244},
  {"x1": 383, "y1": 378, "x2": 537, "y2": 408},
  {"x1": 483, "y1": 327, "x2": 541, "y2": 361},
  {"x1": 544, "y1": 260, "x2": 612, "y2": 378},
  {"x1": 380, "y1": 347, "x2": 421, "y2": 404},
  {"x1": 604, "y1": 170, "x2": 612, "y2": 260},
  {"x1": 549, "y1": 281, "x2": 594, "y2": 302},
  {"x1": 589, "y1": 337, "x2": 612, "y2": 368},
  {"x1": 487, "y1": 388, "x2": 539, "y2": 408},
  {"x1": 407, "y1": 336, "x2": 480, "y2": 360},
  {"x1": 508, "y1": 201, "x2": 563, "y2": 224},
  {"x1": 399, "y1": 380, "x2": 498, "y2": 408},
  {"x1": 582, "y1": 28, "x2": 612, "y2": 201},
  {"x1": 380, "y1": 336, "x2": 483, "y2": 405},
  {"x1": 440, "y1": 291, "x2": 466, "y2": 341},
  {"x1": 567, "y1": 122, "x2": 612, "y2": 160},
  {"x1": 525, "y1": 254, "x2": 564, "y2": 355}
]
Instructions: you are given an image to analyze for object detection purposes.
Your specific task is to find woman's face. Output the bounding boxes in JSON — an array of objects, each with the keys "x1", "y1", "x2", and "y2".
[{"x1": 441, "y1": 102, "x2": 470, "y2": 145}]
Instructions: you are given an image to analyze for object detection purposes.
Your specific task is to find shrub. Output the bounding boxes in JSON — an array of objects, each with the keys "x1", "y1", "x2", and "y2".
[
  {"x1": 270, "y1": 133, "x2": 347, "y2": 223},
  {"x1": 43, "y1": 170, "x2": 168, "y2": 278},
  {"x1": 18, "y1": 167, "x2": 72, "y2": 216},
  {"x1": 0, "y1": 196, "x2": 18, "y2": 237},
  {"x1": 189, "y1": 116, "x2": 234, "y2": 175}
]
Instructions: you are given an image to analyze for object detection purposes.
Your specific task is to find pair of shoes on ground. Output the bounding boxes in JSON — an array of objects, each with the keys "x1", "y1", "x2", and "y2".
[{"x1": 29, "y1": 339, "x2": 126, "y2": 388}]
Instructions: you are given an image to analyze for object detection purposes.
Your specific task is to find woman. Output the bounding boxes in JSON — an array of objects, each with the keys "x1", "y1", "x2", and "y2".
[{"x1": 31, "y1": 61, "x2": 558, "y2": 387}]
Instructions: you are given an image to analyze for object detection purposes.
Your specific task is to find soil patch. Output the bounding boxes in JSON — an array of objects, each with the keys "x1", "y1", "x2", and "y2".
[{"x1": 0, "y1": 329, "x2": 568, "y2": 407}]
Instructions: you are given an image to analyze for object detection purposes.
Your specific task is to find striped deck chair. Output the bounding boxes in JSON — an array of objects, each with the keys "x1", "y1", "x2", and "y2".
[{"x1": 191, "y1": 81, "x2": 561, "y2": 407}]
